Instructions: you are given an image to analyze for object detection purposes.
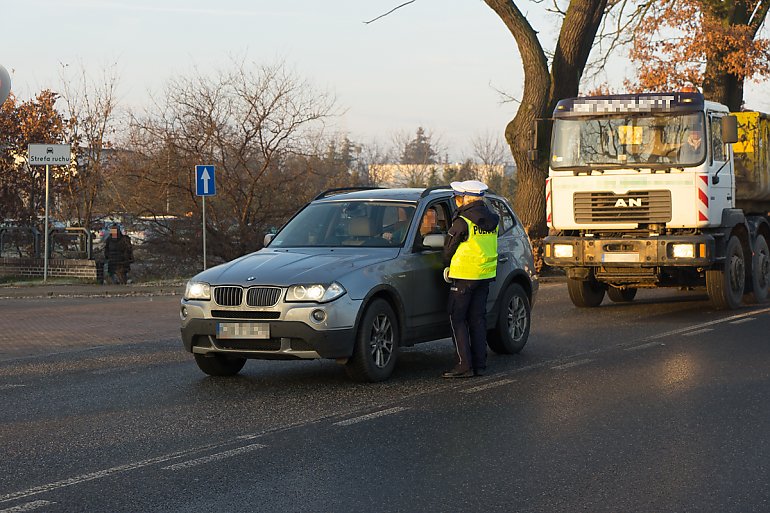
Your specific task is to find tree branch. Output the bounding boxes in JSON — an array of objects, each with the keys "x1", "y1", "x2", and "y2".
[{"x1": 364, "y1": 0, "x2": 417, "y2": 24}]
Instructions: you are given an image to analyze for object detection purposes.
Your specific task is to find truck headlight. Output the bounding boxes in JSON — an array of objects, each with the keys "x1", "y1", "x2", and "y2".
[
  {"x1": 672, "y1": 244, "x2": 695, "y2": 258},
  {"x1": 184, "y1": 281, "x2": 211, "y2": 300},
  {"x1": 553, "y1": 244, "x2": 575, "y2": 258},
  {"x1": 286, "y1": 282, "x2": 346, "y2": 303}
]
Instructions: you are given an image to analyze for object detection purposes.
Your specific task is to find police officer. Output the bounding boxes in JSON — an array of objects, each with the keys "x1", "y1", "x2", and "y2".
[{"x1": 442, "y1": 180, "x2": 499, "y2": 378}]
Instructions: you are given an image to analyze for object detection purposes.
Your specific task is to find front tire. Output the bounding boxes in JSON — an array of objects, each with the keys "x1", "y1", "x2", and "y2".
[
  {"x1": 194, "y1": 353, "x2": 246, "y2": 376},
  {"x1": 749, "y1": 234, "x2": 769, "y2": 304},
  {"x1": 567, "y1": 276, "x2": 606, "y2": 307},
  {"x1": 487, "y1": 283, "x2": 531, "y2": 354},
  {"x1": 345, "y1": 299, "x2": 399, "y2": 382},
  {"x1": 607, "y1": 286, "x2": 637, "y2": 303},
  {"x1": 706, "y1": 235, "x2": 745, "y2": 310}
]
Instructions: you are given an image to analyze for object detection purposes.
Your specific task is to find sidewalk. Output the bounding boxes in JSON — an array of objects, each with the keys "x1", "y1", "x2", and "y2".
[{"x1": 0, "y1": 281, "x2": 184, "y2": 298}]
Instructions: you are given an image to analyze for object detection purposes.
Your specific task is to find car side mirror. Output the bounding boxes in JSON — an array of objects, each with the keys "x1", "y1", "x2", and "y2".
[
  {"x1": 421, "y1": 233, "x2": 445, "y2": 250},
  {"x1": 263, "y1": 233, "x2": 274, "y2": 246}
]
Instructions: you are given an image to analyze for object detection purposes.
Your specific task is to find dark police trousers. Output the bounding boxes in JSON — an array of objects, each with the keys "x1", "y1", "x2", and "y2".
[{"x1": 448, "y1": 278, "x2": 491, "y2": 372}]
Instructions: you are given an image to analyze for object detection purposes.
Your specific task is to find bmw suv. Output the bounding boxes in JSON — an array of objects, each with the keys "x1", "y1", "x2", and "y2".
[{"x1": 180, "y1": 186, "x2": 538, "y2": 381}]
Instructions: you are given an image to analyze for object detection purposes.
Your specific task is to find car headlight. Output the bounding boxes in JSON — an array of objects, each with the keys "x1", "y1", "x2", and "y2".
[
  {"x1": 553, "y1": 244, "x2": 574, "y2": 258},
  {"x1": 671, "y1": 244, "x2": 695, "y2": 258},
  {"x1": 286, "y1": 282, "x2": 346, "y2": 303},
  {"x1": 184, "y1": 281, "x2": 211, "y2": 300}
]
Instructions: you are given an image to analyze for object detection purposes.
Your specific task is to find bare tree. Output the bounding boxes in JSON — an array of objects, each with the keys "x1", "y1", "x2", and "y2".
[
  {"x1": 126, "y1": 59, "x2": 338, "y2": 261},
  {"x1": 59, "y1": 64, "x2": 121, "y2": 230},
  {"x1": 471, "y1": 130, "x2": 510, "y2": 166}
]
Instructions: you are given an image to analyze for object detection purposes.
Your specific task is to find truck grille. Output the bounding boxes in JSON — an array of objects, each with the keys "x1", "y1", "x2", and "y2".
[
  {"x1": 214, "y1": 286, "x2": 243, "y2": 306},
  {"x1": 574, "y1": 190, "x2": 672, "y2": 223},
  {"x1": 246, "y1": 287, "x2": 282, "y2": 307}
]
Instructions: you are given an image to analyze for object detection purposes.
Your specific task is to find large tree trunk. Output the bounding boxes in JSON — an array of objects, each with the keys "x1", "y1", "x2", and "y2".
[
  {"x1": 702, "y1": 65, "x2": 744, "y2": 111},
  {"x1": 484, "y1": 0, "x2": 608, "y2": 239},
  {"x1": 483, "y1": 0, "x2": 550, "y2": 237},
  {"x1": 700, "y1": 0, "x2": 770, "y2": 110}
]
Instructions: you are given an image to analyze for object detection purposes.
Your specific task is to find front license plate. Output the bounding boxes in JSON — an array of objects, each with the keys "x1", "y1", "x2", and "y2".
[
  {"x1": 602, "y1": 252, "x2": 640, "y2": 263},
  {"x1": 217, "y1": 322, "x2": 270, "y2": 339}
]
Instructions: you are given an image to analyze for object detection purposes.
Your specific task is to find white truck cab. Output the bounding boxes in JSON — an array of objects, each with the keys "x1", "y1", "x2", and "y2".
[{"x1": 542, "y1": 91, "x2": 770, "y2": 309}]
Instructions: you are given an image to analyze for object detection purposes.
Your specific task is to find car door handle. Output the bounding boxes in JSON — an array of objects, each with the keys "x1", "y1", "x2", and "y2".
[{"x1": 498, "y1": 256, "x2": 509, "y2": 263}]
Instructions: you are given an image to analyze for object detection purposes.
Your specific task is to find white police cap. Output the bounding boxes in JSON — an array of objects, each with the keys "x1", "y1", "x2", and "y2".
[{"x1": 450, "y1": 179, "x2": 489, "y2": 197}]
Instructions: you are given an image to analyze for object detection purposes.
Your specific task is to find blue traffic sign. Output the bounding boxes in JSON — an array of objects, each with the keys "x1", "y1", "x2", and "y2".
[{"x1": 195, "y1": 165, "x2": 216, "y2": 196}]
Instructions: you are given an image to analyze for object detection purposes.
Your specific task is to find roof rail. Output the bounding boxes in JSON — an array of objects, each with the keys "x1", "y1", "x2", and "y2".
[
  {"x1": 312, "y1": 187, "x2": 384, "y2": 201},
  {"x1": 420, "y1": 185, "x2": 453, "y2": 198},
  {"x1": 420, "y1": 184, "x2": 499, "y2": 198}
]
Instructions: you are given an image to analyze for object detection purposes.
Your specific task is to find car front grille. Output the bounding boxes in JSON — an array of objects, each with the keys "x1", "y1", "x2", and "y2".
[
  {"x1": 214, "y1": 286, "x2": 243, "y2": 306},
  {"x1": 574, "y1": 190, "x2": 672, "y2": 223},
  {"x1": 246, "y1": 287, "x2": 282, "y2": 307}
]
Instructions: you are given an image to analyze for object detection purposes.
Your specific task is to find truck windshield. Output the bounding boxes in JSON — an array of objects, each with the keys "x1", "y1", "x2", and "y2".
[{"x1": 551, "y1": 112, "x2": 706, "y2": 169}]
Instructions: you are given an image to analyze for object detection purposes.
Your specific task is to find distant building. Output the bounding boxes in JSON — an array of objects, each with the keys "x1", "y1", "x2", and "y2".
[{"x1": 367, "y1": 163, "x2": 516, "y2": 188}]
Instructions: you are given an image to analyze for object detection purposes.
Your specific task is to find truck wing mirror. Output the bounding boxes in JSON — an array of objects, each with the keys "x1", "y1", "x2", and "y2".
[
  {"x1": 722, "y1": 115, "x2": 738, "y2": 144},
  {"x1": 264, "y1": 233, "x2": 274, "y2": 246}
]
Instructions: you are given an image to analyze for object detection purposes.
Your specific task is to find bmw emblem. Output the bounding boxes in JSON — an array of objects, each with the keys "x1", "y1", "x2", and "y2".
[{"x1": 247, "y1": 276, "x2": 256, "y2": 281}]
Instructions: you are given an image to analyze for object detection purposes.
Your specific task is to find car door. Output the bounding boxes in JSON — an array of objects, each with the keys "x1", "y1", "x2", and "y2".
[
  {"x1": 395, "y1": 199, "x2": 453, "y2": 335},
  {"x1": 487, "y1": 196, "x2": 518, "y2": 312}
]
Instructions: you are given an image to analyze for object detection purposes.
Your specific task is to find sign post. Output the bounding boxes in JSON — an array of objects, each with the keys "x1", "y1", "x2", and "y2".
[
  {"x1": 195, "y1": 165, "x2": 216, "y2": 270},
  {"x1": 28, "y1": 144, "x2": 72, "y2": 281}
]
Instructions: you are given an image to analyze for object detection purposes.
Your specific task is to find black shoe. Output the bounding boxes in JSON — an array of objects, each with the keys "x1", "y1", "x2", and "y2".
[
  {"x1": 442, "y1": 368, "x2": 473, "y2": 378},
  {"x1": 473, "y1": 368, "x2": 486, "y2": 377}
]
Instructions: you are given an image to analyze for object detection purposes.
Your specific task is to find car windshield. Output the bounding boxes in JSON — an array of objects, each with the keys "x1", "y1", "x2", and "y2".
[
  {"x1": 270, "y1": 201, "x2": 417, "y2": 248},
  {"x1": 551, "y1": 112, "x2": 706, "y2": 168}
]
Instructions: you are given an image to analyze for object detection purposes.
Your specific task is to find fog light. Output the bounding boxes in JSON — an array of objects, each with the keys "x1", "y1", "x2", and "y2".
[
  {"x1": 311, "y1": 309, "x2": 327, "y2": 323},
  {"x1": 672, "y1": 244, "x2": 695, "y2": 258},
  {"x1": 180, "y1": 306, "x2": 188, "y2": 319},
  {"x1": 553, "y1": 244, "x2": 574, "y2": 258}
]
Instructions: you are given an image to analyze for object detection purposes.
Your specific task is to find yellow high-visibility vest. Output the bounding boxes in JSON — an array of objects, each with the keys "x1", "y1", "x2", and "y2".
[{"x1": 448, "y1": 216, "x2": 498, "y2": 280}]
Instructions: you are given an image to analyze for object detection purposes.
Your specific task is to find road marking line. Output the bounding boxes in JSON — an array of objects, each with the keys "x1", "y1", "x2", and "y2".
[
  {"x1": 0, "y1": 442, "x2": 226, "y2": 504},
  {"x1": 625, "y1": 341, "x2": 665, "y2": 352},
  {"x1": 642, "y1": 306, "x2": 770, "y2": 342},
  {"x1": 461, "y1": 379, "x2": 515, "y2": 393},
  {"x1": 0, "y1": 501, "x2": 55, "y2": 513},
  {"x1": 729, "y1": 318, "x2": 755, "y2": 325},
  {"x1": 552, "y1": 358, "x2": 593, "y2": 370},
  {"x1": 162, "y1": 443, "x2": 266, "y2": 471},
  {"x1": 334, "y1": 406, "x2": 408, "y2": 426},
  {"x1": 683, "y1": 328, "x2": 713, "y2": 337},
  {"x1": 0, "y1": 385, "x2": 26, "y2": 391}
]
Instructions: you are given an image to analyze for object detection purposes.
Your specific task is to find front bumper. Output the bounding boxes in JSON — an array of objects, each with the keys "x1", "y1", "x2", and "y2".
[
  {"x1": 180, "y1": 295, "x2": 360, "y2": 359},
  {"x1": 543, "y1": 234, "x2": 716, "y2": 268}
]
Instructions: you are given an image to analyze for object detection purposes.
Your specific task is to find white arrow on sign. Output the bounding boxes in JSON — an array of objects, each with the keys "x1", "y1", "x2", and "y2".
[{"x1": 200, "y1": 167, "x2": 211, "y2": 194}]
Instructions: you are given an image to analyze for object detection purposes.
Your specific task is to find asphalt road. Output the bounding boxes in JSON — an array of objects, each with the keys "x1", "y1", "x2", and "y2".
[{"x1": 0, "y1": 283, "x2": 769, "y2": 512}]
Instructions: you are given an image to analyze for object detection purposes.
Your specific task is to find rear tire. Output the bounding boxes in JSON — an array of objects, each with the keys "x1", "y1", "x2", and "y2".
[
  {"x1": 706, "y1": 235, "x2": 745, "y2": 310},
  {"x1": 194, "y1": 353, "x2": 246, "y2": 376},
  {"x1": 749, "y1": 234, "x2": 769, "y2": 304},
  {"x1": 345, "y1": 299, "x2": 399, "y2": 382},
  {"x1": 567, "y1": 276, "x2": 605, "y2": 307},
  {"x1": 487, "y1": 283, "x2": 531, "y2": 355},
  {"x1": 607, "y1": 286, "x2": 637, "y2": 303}
]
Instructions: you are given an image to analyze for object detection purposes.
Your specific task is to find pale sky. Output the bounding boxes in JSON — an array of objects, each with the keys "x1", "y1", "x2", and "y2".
[{"x1": 4, "y1": 0, "x2": 769, "y2": 161}]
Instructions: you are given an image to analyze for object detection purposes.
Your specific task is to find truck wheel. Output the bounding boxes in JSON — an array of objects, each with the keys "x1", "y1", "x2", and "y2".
[
  {"x1": 706, "y1": 235, "x2": 745, "y2": 309},
  {"x1": 487, "y1": 283, "x2": 531, "y2": 355},
  {"x1": 567, "y1": 276, "x2": 605, "y2": 307},
  {"x1": 749, "y1": 234, "x2": 769, "y2": 303},
  {"x1": 607, "y1": 286, "x2": 637, "y2": 303},
  {"x1": 194, "y1": 353, "x2": 246, "y2": 376},
  {"x1": 345, "y1": 299, "x2": 399, "y2": 382}
]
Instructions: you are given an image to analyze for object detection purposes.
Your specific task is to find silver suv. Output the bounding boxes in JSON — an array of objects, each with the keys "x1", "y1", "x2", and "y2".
[{"x1": 180, "y1": 186, "x2": 538, "y2": 381}]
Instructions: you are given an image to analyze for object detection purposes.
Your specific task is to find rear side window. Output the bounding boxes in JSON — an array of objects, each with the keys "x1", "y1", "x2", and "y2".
[{"x1": 488, "y1": 198, "x2": 515, "y2": 235}]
